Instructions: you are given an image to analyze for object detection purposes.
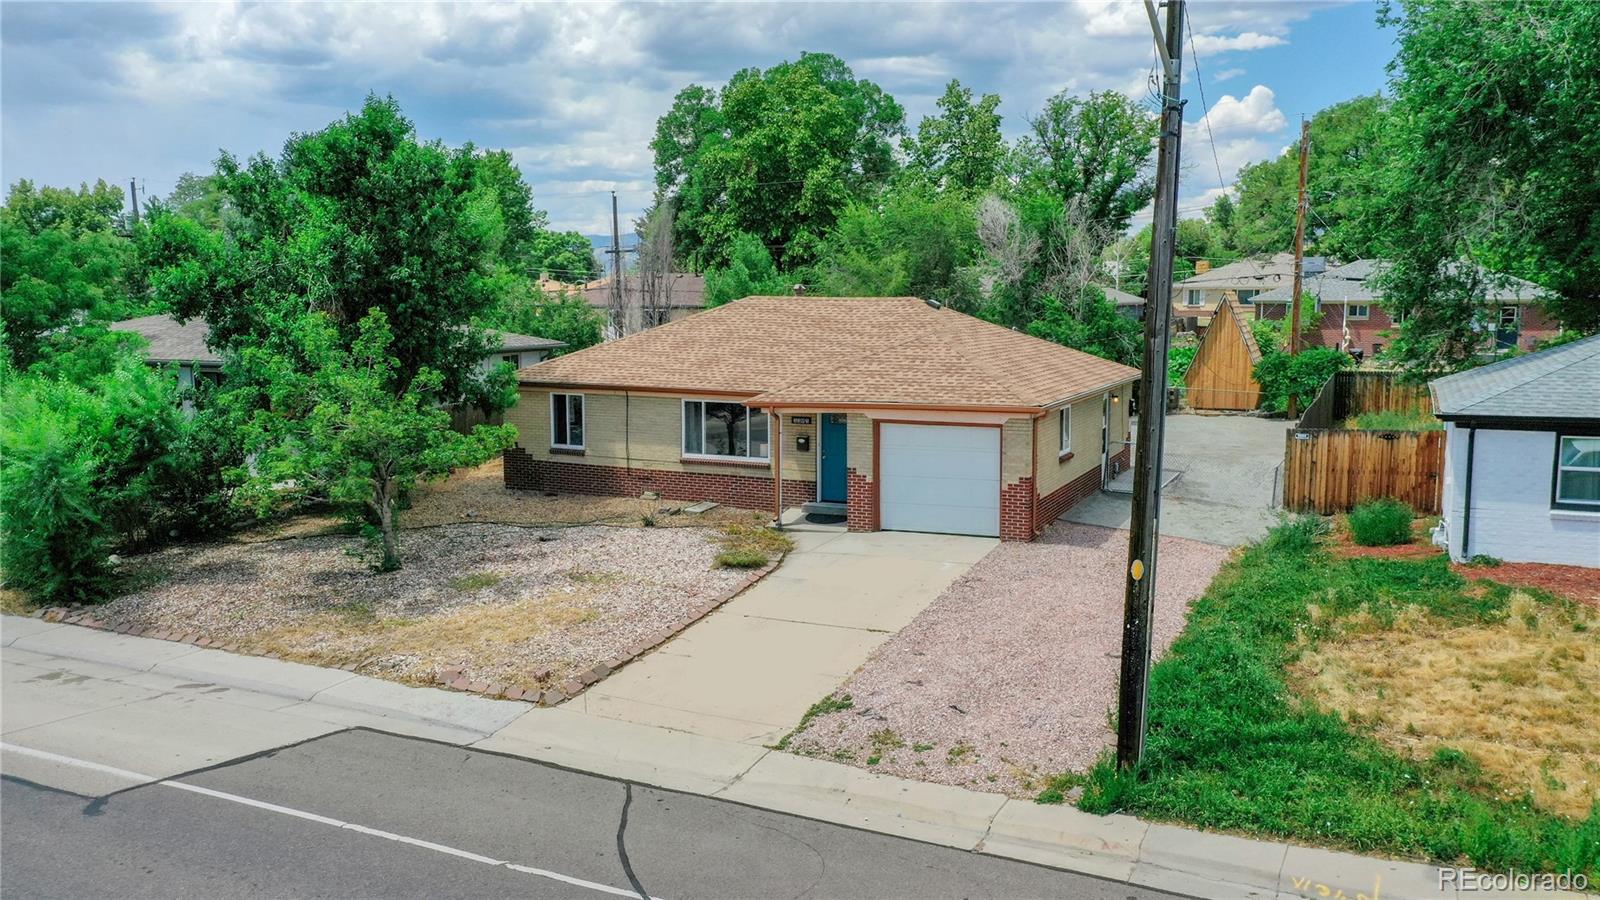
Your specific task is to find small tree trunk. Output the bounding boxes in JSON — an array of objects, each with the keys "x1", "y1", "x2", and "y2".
[{"x1": 374, "y1": 477, "x2": 401, "y2": 572}]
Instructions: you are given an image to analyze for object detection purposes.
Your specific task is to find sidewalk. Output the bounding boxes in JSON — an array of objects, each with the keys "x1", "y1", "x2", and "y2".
[{"x1": 3, "y1": 614, "x2": 1583, "y2": 900}]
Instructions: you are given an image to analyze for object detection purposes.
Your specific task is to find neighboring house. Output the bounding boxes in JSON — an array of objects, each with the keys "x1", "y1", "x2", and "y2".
[
  {"x1": 1253, "y1": 259, "x2": 1556, "y2": 357},
  {"x1": 110, "y1": 314, "x2": 565, "y2": 385},
  {"x1": 1431, "y1": 334, "x2": 1600, "y2": 567},
  {"x1": 505, "y1": 295, "x2": 1138, "y2": 540},
  {"x1": 581, "y1": 272, "x2": 707, "y2": 339},
  {"x1": 1183, "y1": 298, "x2": 1262, "y2": 411},
  {"x1": 1100, "y1": 285, "x2": 1145, "y2": 321},
  {"x1": 1170, "y1": 253, "x2": 1298, "y2": 334}
]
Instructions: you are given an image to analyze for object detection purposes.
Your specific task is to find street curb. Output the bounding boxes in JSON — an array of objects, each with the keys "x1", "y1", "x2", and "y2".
[{"x1": 27, "y1": 553, "x2": 786, "y2": 710}]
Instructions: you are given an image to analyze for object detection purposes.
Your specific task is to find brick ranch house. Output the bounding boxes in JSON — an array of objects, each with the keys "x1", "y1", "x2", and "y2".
[{"x1": 504, "y1": 295, "x2": 1137, "y2": 540}]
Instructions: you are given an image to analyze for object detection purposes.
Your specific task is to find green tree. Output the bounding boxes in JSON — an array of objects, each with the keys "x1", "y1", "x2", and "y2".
[
  {"x1": 474, "y1": 150, "x2": 549, "y2": 269},
  {"x1": 704, "y1": 233, "x2": 790, "y2": 307},
  {"x1": 1014, "y1": 91, "x2": 1159, "y2": 235},
  {"x1": 1219, "y1": 95, "x2": 1388, "y2": 258},
  {"x1": 809, "y1": 184, "x2": 981, "y2": 306},
  {"x1": 143, "y1": 95, "x2": 509, "y2": 405},
  {"x1": 484, "y1": 280, "x2": 605, "y2": 355},
  {"x1": 903, "y1": 80, "x2": 1005, "y2": 193},
  {"x1": 652, "y1": 52, "x2": 905, "y2": 269},
  {"x1": 1367, "y1": 0, "x2": 1600, "y2": 371},
  {"x1": 231, "y1": 310, "x2": 513, "y2": 571},
  {"x1": 1252, "y1": 346, "x2": 1353, "y2": 413},
  {"x1": 1025, "y1": 287, "x2": 1143, "y2": 367},
  {"x1": 528, "y1": 230, "x2": 602, "y2": 283},
  {"x1": 162, "y1": 172, "x2": 237, "y2": 233},
  {"x1": 2, "y1": 179, "x2": 126, "y2": 236}
]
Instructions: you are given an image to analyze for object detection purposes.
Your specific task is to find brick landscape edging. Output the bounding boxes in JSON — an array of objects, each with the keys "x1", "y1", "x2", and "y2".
[{"x1": 29, "y1": 554, "x2": 785, "y2": 710}]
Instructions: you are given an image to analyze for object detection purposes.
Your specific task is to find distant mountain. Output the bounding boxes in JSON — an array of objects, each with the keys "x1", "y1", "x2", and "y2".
[{"x1": 584, "y1": 233, "x2": 640, "y2": 252}]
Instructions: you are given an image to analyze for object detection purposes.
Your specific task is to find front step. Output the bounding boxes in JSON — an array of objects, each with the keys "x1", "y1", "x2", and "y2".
[{"x1": 801, "y1": 500, "x2": 847, "y2": 516}]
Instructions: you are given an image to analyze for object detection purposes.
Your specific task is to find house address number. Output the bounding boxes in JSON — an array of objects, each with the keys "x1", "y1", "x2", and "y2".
[{"x1": 790, "y1": 416, "x2": 813, "y2": 425}]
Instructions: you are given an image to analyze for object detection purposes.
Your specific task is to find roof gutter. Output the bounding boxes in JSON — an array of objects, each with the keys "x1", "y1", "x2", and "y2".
[{"x1": 752, "y1": 400, "x2": 1045, "y2": 417}]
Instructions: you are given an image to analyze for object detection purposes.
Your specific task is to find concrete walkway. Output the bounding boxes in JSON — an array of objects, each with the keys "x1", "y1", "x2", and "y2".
[
  {"x1": 578, "y1": 527, "x2": 995, "y2": 744},
  {"x1": 7, "y1": 615, "x2": 1588, "y2": 899}
]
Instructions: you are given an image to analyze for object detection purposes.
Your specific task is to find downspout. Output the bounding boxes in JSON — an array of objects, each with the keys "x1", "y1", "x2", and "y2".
[
  {"x1": 773, "y1": 412, "x2": 783, "y2": 529},
  {"x1": 1461, "y1": 426, "x2": 1476, "y2": 560},
  {"x1": 624, "y1": 391, "x2": 632, "y2": 474}
]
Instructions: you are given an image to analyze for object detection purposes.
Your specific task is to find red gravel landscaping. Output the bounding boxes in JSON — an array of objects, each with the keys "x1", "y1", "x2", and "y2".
[
  {"x1": 782, "y1": 522, "x2": 1228, "y2": 797},
  {"x1": 1453, "y1": 560, "x2": 1600, "y2": 607}
]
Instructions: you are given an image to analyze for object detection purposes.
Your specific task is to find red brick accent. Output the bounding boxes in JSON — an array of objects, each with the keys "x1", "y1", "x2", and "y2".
[
  {"x1": 502, "y1": 447, "x2": 815, "y2": 510},
  {"x1": 846, "y1": 468, "x2": 876, "y2": 532},
  {"x1": 1001, "y1": 478, "x2": 1036, "y2": 542}
]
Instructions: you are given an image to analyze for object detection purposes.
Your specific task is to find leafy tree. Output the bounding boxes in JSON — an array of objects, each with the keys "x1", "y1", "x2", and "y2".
[
  {"x1": 652, "y1": 52, "x2": 905, "y2": 269},
  {"x1": 528, "y1": 230, "x2": 602, "y2": 283},
  {"x1": 484, "y1": 280, "x2": 604, "y2": 355},
  {"x1": 1025, "y1": 287, "x2": 1143, "y2": 367},
  {"x1": 161, "y1": 172, "x2": 237, "y2": 233},
  {"x1": 143, "y1": 95, "x2": 509, "y2": 405},
  {"x1": 1366, "y1": 0, "x2": 1600, "y2": 372},
  {"x1": 474, "y1": 150, "x2": 550, "y2": 270},
  {"x1": 1105, "y1": 219, "x2": 1234, "y2": 298},
  {"x1": 231, "y1": 310, "x2": 513, "y2": 571},
  {"x1": 903, "y1": 80, "x2": 1005, "y2": 193},
  {"x1": 809, "y1": 184, "x2": 981, "y2": 306},
  {"x1": 1217, "y1": 95, "x2": 1388, "y2": 259},
  {"x1": 1014, "y1": 91, "x2": 1158, "y2": 235},
  {"x1": 704, "y1": 233, "x2": 791, "y2": 307},
  {"x1": 1252, "y1": 347, "x2": 1353, "y2": 413},
  {"x1": 1, "y1": 181, "x2": 143, "y2": 369}
]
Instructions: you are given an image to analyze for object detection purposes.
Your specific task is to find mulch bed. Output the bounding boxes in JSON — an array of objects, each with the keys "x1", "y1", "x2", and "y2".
[{"x1": 1453, "y1": 560, "x2": 1600, "y2": 607}]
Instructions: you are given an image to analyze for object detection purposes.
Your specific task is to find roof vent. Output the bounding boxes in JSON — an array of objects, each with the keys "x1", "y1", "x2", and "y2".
[
  {"x1": 791, "y1": 283, "x2": 808, "y2": 296},
  {"x1": 924, "y1": 298, "x2": 942, "y2": 309}
]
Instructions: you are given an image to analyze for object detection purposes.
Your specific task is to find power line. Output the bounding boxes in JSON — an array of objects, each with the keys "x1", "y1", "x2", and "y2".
[{"x1": 1183, "y1": 7, "x2": 1229, "y2": 194}]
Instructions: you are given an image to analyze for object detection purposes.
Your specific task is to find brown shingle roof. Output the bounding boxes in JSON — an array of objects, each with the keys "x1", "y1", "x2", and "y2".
[{"x1": 518, "y1": 296, "x2": 1138, "y2": 410}]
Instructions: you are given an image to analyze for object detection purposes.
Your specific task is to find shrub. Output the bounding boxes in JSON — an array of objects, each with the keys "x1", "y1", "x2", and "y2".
[
  {"x1": 1253, "y1": 346, "x2": 1354, "y2": 413},
  {"x1": 1348, "y1": 498, "x2": 1414, "y2": 546}
]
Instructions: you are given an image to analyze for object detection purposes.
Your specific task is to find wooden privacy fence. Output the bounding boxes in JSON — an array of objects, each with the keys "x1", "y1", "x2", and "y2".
[
  {"x1": 1299, "y1": 370, "x2": 1433, "y2": 429},
  {"x1": 1283, "y1": 428, "x2": 1445, "y2": 514}
]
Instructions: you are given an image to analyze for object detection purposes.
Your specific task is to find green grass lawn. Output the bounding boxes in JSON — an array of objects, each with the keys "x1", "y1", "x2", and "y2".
[{"x1": 1069, "y1": 519, "x2": 1599, "y2": 876}]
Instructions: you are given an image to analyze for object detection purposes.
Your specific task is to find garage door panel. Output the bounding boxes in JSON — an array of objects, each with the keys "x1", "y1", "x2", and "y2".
[{"x1": 879, "y1": 424, "x2": 1000, "y2": 538}]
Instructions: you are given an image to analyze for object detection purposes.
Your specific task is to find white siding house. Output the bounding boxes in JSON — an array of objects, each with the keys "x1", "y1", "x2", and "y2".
[{"x1": 1432, "y1": 335, "x2": 1600, "y2": 567}]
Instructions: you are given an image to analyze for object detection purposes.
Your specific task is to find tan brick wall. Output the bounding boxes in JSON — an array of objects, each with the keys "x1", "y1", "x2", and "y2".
[
  {"x1": 508, "y1": 388, "x2": 805, "y2": 480},
  {"x1": 1034, "y1": 393, "x2": 1118, "y2": 497},
  {"x1": 847, "y1": 413, "x2": 874, "y2": 481},
  {"x1": 1001, "y1": 418, "x2": 1033, "y2": 487}
]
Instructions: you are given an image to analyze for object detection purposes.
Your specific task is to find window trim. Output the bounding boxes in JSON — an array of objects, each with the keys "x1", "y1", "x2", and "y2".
[
  {"x1": 1059, "y1": 406, "x2": 1073, "y2": 459},
  {"x1": 1347, "y1": 303, "x2": 1370, "y2": 321},
  {"x1": 550, "y1": 392, "x2": 585, "y2": 450},
  {"x1": 681, "y1": 398, "x2": 771, "y2": 463},
  {"x1": 1185, "y1": 289, "x2": 1204, "y2": 307},
  {"x1": 1551, "y1": 433, "x2": 1600, "y2": 511},
  {"x1": 502, "y1": 353, "x2": 521, "y2": 367}
]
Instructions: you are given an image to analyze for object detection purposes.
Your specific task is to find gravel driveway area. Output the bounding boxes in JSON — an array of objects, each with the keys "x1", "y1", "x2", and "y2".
[
  {"x1": 783, "y1": 523, "x2": 1228, "y2": 797},
  {"x1": 94, "y1": 524, "x2": 751, "y2": 691}
]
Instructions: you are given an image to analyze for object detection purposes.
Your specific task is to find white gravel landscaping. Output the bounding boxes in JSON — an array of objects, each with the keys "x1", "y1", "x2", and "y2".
[
  {"x1": 783, "y1": 522, "x2": 1228, "y2": 797},
  {"x1": 93, "y1": 523, "x2": 752, "y2": 691}
]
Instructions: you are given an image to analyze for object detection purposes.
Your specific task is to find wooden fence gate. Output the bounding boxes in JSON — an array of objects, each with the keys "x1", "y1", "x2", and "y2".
[{"x1": 1283, "y1": 428, "x2": 1445, "y2": 514}]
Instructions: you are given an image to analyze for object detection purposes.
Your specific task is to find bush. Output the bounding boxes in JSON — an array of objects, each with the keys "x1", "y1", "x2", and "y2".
[
  {"x1": 1253, "y1": 346, "x2": 1354, "y2": 413},
  {"x1": 1347, "y1": 498, "x2": 1414, "y2": 546}
]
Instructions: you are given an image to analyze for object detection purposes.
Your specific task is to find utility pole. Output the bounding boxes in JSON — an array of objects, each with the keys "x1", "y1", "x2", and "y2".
[
  {"x1": 1116, "y1": 0, "x2": 1184, "y2": 772},
  {"x1": 605, "y1": 191, "x2": 626, "y2": 337},
  {"x1": 128, "y1": 178, "x2": 141, "y2": 226},
  {"x1": 1286, "y1": 118, "x2": 1311, "y2": 418}
]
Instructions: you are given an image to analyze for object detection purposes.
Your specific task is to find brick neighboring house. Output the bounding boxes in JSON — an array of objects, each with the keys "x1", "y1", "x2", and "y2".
[
  {"x1": 1252, "y1": 259, "x2": 1558, "y2": 358},
  {"x1": 581, "y1": 272, "x2": 707, "y2": 339},
  {"x1": 1170, "y1": 252, "x2": 1298, "y2": 335},
  {"x1": 505, "y1": 295, "x2": 1137, "y2": 541}
]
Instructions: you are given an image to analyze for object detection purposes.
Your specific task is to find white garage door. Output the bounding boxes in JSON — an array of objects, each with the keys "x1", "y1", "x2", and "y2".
[{"x1": 879, "y1": 423, "x2": 1000, "y2": 537}]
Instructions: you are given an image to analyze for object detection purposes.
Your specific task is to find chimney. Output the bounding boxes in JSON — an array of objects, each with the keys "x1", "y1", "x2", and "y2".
[
  {"x1": 791, "y1": 283, "x2": 807, "y2": 296},
  {"x1": 1194, "y1": 259, "x2": 1212, "y2": 274}
]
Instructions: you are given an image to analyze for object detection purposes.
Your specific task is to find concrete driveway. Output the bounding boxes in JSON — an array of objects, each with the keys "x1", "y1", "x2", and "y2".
[
  {"x1": 1067, "y1": 413, "x2": 1290, "y2": 546},
  {"x1": 579, "y1": 527, "x2": 995, "y2": 745}
]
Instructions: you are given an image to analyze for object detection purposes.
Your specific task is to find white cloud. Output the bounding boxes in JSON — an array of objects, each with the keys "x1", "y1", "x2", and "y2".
[
  {"x1": 1200, "y1": 85, "x2": 1287, "y2": 135},
  {"x1": 1211, "y1": 67, "x2": 1246, "y2": 83},
  {"x1": 1190, "y1": 31, "x2": 1286, "y2": 53}
]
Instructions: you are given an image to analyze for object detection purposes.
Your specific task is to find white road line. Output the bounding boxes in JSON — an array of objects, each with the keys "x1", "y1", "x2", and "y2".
[{"x1": 1, "y1": 742, "x2": 660, "y2": 900}]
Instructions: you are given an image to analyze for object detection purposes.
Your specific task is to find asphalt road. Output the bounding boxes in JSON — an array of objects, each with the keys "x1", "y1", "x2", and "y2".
[{"x1": 3, "y1": 728, "x2": 1183, "y2": 900}]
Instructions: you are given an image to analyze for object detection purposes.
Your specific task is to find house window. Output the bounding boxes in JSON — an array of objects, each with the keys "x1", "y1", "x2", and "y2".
[
  {"x1": 683, "y1": 400, "x2": 769, "y2": 461},
  {"x1": 1185, "y1": 289, "x2": 1204, "y2": 307},
  {"x1": 502, "y1": 353, "x2": 521, "y2": 367},
  {"x1": 1059, "y1": 407, "x2": 1072, "y2": 457},
  {"x1": 1554, "y1": 435, "x2": 1600, "y2": 509},
  {"x1": 1235, "y1": 289, "x2": 1257, "y2": 305},
  {"x1": 1499, "y1": 305, "x2": 1521, "y2": 329},
  {"x1": 550, "y1": 393, "x2": 584, "y2": 449},
  {"x1": 1347, "y1": 304, "x2": 1370, "y2": 321}
]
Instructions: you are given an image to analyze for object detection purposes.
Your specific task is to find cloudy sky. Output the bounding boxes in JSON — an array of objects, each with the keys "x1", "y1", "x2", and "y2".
[{"x1": 1, "y1": 1, "x2": 1394, "y2": 236}]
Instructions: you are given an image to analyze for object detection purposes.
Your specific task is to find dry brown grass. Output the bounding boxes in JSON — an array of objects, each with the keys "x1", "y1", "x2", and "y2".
[
  {"x1": 245, "y1": 588, "x2": 603, "y2": 686},
  {"x1": 0, "y1": 588, "x2": 34, "y2": 616},
  {"x1": 1292, "y1": 592, "x2": 1600, "y2": 819}
]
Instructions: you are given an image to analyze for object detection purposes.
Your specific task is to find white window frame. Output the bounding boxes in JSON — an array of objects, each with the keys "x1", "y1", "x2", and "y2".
[
  {"x1": 1499, "y1": 305, "x2": 1521, "y2": 329},
  {"x1": 681, "y1": 399, "x2": 770, "y2": 463},
  {"x1": 550, "y1": 392, "x2": 585, "y2": 450},
  {"x1": 1347, "y1": 304, "x2": 1370, "y2": 321},
  {"x1": 1185, "y1": 289, "x2": 1204, "y2": 307},
  {"x1": 1059, "y1": 406, "x2": 1073, "y2": 458},
  {"x1": 1553, "y1": 435, "x2": 1600, "y2": 510}
]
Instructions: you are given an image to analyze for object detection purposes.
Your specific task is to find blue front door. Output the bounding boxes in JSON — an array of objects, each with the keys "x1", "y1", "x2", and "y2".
[{"x1": 819, "y1": 414, "x2": 848, "y2": 503}]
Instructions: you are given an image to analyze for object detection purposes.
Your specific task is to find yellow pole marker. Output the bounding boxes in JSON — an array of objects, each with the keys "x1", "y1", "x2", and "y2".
[{"x1": 1130, "y1": 559, "x2": 1145, "y2": 581}]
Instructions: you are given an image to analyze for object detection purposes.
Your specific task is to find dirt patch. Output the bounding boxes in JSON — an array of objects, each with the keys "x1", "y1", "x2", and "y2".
[
  {"x1": 1329, "y1": 515, "x2": 1444, "y2": 560},
  {"x1": 234, "y1": 459, "x2": 768, "y2": 542},
  {"x1": 782, "y1": 523, "x2": 1228, "y2": 797},
  {"x1": 1454, "y1": 561, "x2": 1600, "y2": 608},
  {"x1": 94, "y1": 524, "x2": 752, "y2": 690},
  {"x1": 1291, "y1": 592, "x2": 1600, "y2": 819}
]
